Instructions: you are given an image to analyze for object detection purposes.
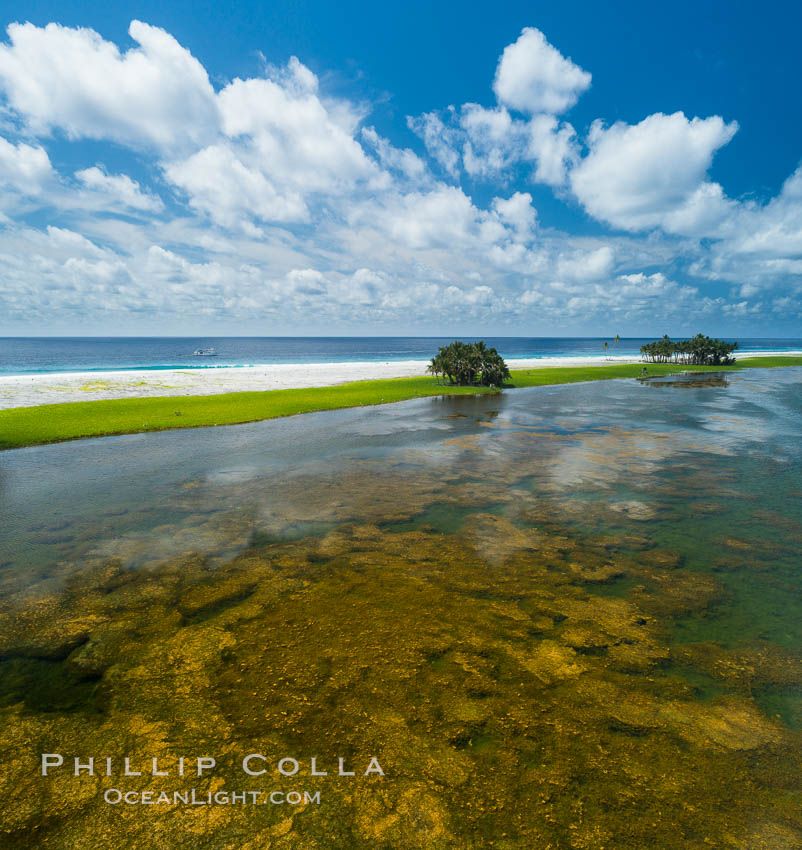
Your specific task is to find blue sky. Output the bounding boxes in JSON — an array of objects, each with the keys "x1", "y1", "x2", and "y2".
[{"x1": 1, "y1": 0, "x2": 801, "y2": 336}]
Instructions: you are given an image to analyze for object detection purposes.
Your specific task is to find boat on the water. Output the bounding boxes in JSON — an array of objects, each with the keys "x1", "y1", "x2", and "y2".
[{"x1": 193, "y1": 348, "x2": 217, "y2": 356}]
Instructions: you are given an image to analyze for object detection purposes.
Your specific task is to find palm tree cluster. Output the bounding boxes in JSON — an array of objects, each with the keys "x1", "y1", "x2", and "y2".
[
  {"x1": 640, "y1": 334, "x2": 738, "y2": 365},
  {"x1": 427, "y1": 340, "x2": 511, "y2": 386}
]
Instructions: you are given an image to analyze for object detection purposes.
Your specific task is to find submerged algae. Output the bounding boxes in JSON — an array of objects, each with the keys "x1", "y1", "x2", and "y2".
[{"x1": 1, "y1": 509, "x2": 801, "y2": 848}]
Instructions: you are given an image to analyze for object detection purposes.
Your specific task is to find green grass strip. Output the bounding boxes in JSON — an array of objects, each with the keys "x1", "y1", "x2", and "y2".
[{"x1": 1, "y1": 356, "x2": 800, "y2": 451}]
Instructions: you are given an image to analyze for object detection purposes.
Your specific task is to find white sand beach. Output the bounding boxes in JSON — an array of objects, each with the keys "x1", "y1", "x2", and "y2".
[{"x1": 1, "y1": 351, "x2": 799, "y2": 410}]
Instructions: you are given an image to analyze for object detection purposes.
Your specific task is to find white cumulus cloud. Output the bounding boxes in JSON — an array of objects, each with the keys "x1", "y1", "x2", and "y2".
[
  {"x1": 407, "y1": 110, "x2": 461, "y2": 178},
  {"x1": 0, "y1": 135, "x2": 54, "y2": 196},
  {"x1": 493, "y1": 27, "x2": 591, "y2": 115},
  {"x1": 556, "y1": 246, "x2": 615, "y2": 282},
  {"x1": 0, "y1": 20, "x2": 218, "y2": 150},
  {"x1": 409, "y1": 28, "x2": 585, "y2": 187},
  {"x1": 75, "y1": 166, "x2": 163, "y2": 212},
  {"x1": 163, "y1": 60, "x2": 380, "y2": 231},
  {"x1": 570, "y1": 111, "x2": 738, "y2": 234}
]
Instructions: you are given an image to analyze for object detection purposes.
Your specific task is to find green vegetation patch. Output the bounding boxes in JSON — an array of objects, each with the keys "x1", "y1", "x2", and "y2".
[
  {"x1": 508, "y1": 356, "x2": 802, "y2": 388},
  {"x1": 0, "y1": 376, "x2": 493, "y2": 450},
  {"x1": 1, "y1": 357, "x2": 800, "y2": 450}
]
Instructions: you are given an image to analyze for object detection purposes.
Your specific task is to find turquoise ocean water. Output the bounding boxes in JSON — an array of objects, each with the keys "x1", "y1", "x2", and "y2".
[{"x1": 1, "y1": 336, "x2": 800, "y2": 376}]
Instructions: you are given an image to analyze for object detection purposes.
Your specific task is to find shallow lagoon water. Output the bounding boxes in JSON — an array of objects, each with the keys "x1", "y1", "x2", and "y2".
[{"x1": 1, "y1": 369, "x2": 801, "y2": 848}]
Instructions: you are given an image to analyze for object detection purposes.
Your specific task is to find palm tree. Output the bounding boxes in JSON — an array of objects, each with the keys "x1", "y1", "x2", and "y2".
[{"x1": 427, "y1": 341, "x2": 510, "y2": 386}]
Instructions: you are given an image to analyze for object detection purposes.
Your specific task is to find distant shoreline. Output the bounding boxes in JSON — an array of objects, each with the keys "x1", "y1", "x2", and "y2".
[
  {"x1": 1, "y1": 356, "x2": 801, "y2": 451},
  {"x1": 2, "y1": 350, "x2": 801, "y2": 410}
]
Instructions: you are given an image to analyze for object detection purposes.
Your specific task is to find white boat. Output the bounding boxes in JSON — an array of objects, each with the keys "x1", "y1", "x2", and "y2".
[{"x1": 193, "y1": 347, "x2": 217, "y2": 356}]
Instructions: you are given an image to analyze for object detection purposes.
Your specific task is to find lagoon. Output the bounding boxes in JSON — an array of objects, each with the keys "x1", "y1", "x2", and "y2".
[{"x1": 1, "y1": 367, "x2": 801, "y2": 847}]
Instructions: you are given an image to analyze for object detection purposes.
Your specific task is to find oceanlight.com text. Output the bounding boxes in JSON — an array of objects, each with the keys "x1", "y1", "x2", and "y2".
[{"x1": 103, "y1": 788, "x2": 321, "y2": 806}]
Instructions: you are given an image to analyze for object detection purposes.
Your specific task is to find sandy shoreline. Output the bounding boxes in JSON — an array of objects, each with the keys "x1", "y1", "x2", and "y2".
[{"x1": 1, "y1": 351, "x2": 800, "y2": 410}]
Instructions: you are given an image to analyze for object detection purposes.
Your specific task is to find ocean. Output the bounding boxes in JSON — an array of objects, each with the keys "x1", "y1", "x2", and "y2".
[{"x1": 1, "y1": 336, "x2": 800, "y2": 376}]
